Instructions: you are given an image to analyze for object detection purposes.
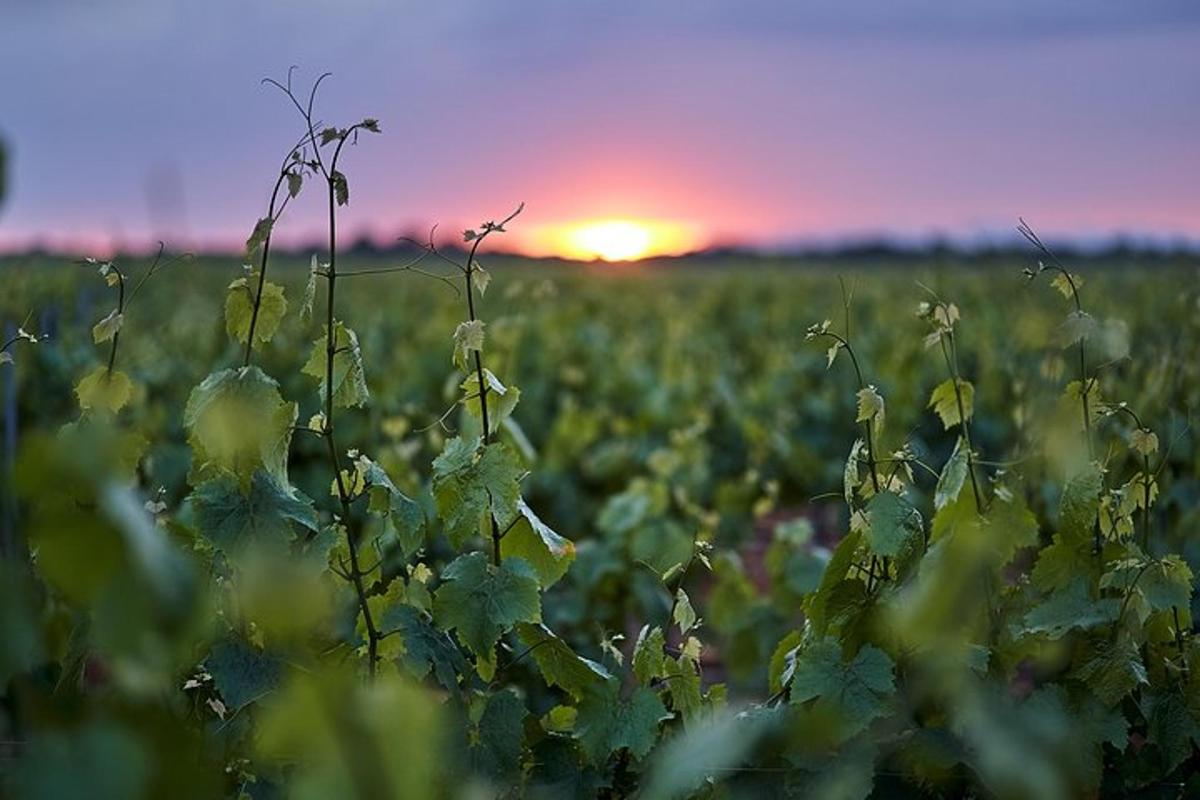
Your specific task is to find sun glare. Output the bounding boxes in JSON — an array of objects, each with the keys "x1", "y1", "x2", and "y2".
[{"x1": 528, "y1": 218, "x2": 703, "y2": 262}]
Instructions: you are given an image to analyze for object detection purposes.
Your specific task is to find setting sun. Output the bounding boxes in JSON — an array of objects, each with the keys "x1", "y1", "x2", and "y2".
[{"x1": 525, "y1": 218, "x2": 703, "y2": 261}]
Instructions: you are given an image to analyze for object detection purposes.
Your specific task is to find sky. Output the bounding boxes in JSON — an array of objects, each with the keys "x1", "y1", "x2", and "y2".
[{"x1": 1, "y1": 1, "x2": 1198, "y2": 257}]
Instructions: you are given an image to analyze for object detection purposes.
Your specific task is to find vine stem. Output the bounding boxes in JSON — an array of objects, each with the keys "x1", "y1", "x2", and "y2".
[
  {"x1": 820, "y1": 330, "x2": 885, "y2": 590},
  {"x1": 938, "y1": 329, "x2": 984, "y2": 513},
  {"x1": 272, "y1": 73, "x2": 382, "y2": 678},
  {"x1": 454, "y1": 203, "x2": 523, "y2": 566}
]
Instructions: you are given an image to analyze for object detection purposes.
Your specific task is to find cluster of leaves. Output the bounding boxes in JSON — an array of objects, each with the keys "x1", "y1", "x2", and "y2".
[{"x1": 2, "y1": 82, "x2": 1200, "y2": 798}]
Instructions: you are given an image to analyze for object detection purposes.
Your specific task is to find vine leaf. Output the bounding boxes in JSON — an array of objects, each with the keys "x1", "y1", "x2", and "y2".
[
  {"x1": 935, "y1": 437, "x2": 969, "y2": 510},
  {"x1": 91, "y1": 310, "x2": 123, "y2": 344},
  {"x1": 75, "y1": 367, "x2": 133, "y2": 413},
  {"x1": 928, "y1": 378, "x2": 974, "y2": 430},
  {"x1": 301, "y1": 322, "x2": 369, "y2": 408},
  {"x1": 184, "y1": 366, "x2": 297, "y2": 485},
  {"x1": 500, "y1": 499, "x2": 575, "y2": 588},
  {"x1": 190, "y1": 471, "x2": 317, "y2": 552},
  {"x1": 788, "y1": 639, "x2": 895, "y2": 742},
  {"x1": 225, "y1": 278, "x2": 287, "y2": 345},
  {"x1": 574, "y1": 678, "x2": 671, "y2": 764},
  {"x1": 432, "y1": 552, "x2": 541, "y2": 659}
]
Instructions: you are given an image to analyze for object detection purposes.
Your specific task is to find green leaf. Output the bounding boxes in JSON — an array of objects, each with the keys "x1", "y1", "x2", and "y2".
[
  {"x1": 673, "y1": 588, "x2": 697, "y2": 635},
  {"x1": 935, "y1": 437, "x2": 970, "y2": 510},
  {"x1": 460, "y1": 368, "x2": 520, "y2": 435},
  {"x1": 75, "y1": 366, "x2": 133, "y2": 413},
  {"x1": 301, "y1": 255, "x2": 318, "y2": 324},
  {"x1": 184, "y1": 366, "x2": 297, "y2": 485},
  {"x1": 361, "y1": 458, "x2": 426, "y2": 558},
  {"x1": 433, "y1": 552, "x2": 541, "y2": 658},
  {"x1": 1059, "y1": 309, "x2": 1098, "y2": 347},
  {"x1": 865, "y1": 491, "x2": 921, "y2": 558},
  {"x1": 206, "y1": 636, "x2": 282, "y2": 710},
  {"x1": 301, "y1": 322, "x2": 369, "y2": 409},
  {"x1": 1101, "y1": 556, "x2": 1193, "y2": 612},
  {"x1": 844, "y1": 438, "x2": 864, "y2": 505},
  {"x1": 466, "y1": 688, "x2": 527, "y2": 782},
  {"x1": 190, "y1": 471, "x2": 317, "y2": 552},
  {"x1": 768, "y1": 631, "x2": 803, "y2": 694},
  {"x1": 245, "y1": 216, "x2": 273, "y2": 254},
  {"x1": 632, "y1": 625, "x2": 667, "y2": 683},
  {"x1": 91, "y1": 309, "x2": 123, "y2": 344},
  {"x1": 575, "y1": 678, "x2": 671, "y2": 764},
  {"x1": 855, "y1": 385, "x2": 885, "y2": 433},
  {"x1": 1142, "y1": 687, "x2": 1199, "y2": 774},
  {"x1": 1050, "y1": 271, "x2": 1082, "y2": 299},
  {"x1": 1022, "y1": 578, "x2": 1119, "y2": 639},
  {"x1": 331, "y1": 170, "x2": 349, "y2": 206},
  {"x1": 1130, "y1": 428, "x2": 1159, "y2": 457},
  {"x1": 789, "y1": 639, "x2": 895, "y2": 741},
  {"x1": 806, "y1": 529, "x2": 864, "y2": 636},
  {"x1": 286, "y1": 171, "x2": 302, "y2": 199},
  {"x1": 500, "y1": 499, "x2": 575, "y2": 588},
  {"x1": 1060, "y1": 461, "x2": 1103, "y2": 545},
  {"x1": 453, "y1": 319, "x2": 485, "y2": 369},
  {"x1": 516, "y1": 622, "x2": 610, "y2": 699},
  {"x1": 433, "y1": 441, "x2": 522, "y2": 548},
  {"x1": 928, "y1": 378, "x2": 974, "y2": 430},
  {"x1": 1072, "y1": 637, "x2": 1147, "y2": 705},
  {"x1": 225, "y1": 277, "x2": 287, "y2": 345},
  {"x1": 379, "y1": 604, "x2": 465, "y2": 690}
]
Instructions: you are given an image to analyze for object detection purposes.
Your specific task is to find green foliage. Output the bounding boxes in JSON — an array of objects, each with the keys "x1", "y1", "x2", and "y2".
[
  {"x1": 302, "y1": 321, "x2": 369, "y2": 408},
  {"x1": 225, "y1": 276, "x2": 287, "y2": 345},
  {"x1": 575, "y1": 678, "x2": 672, "y2": 764},
  {"x1": 433, "y1": 552, "x2": 541, "y2": 658},
  {"x1": 4, "y1": 107, "x2": 1199, "y2": 799},
  {"x1": 75, "y1": 366, "x2": 133, "y2": 413},
  {"x1": 928, "y1": 377, "x2": 974, "y2": 429}
]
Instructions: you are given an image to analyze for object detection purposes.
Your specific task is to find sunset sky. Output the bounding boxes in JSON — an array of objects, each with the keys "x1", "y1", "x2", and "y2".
[{"x1": 2, "y1": 1, "x2": 1198, "y2": 257}]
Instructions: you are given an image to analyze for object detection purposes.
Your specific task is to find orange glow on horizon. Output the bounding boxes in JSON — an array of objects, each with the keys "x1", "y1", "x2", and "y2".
[{"x1": 522, "y1": 218, "x2": 704, "y2": 261}]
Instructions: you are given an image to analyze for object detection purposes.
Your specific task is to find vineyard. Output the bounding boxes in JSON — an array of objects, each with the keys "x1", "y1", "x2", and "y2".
[{"x1": 2, "y1": 93, "x2": 1200, "y2": 799}]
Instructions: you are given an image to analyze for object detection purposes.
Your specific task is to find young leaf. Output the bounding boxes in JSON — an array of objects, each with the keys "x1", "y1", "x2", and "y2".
[
  {"x1": 1130, "y1": 428, "x2": 1159, "y2": 458},
  {"x1": 935, "y1": 437, "x2": 970, "y2": 510},
  {"x1": 928, "y1": 378, "x2": 974, "y2": 430},
  {"x1": 301, "y1": 255, "x2": 318, "y2": 324},
  {"x1": 301, "y1": 322, "x2": 369, "y2": 409},
  {"x1": 331, "y1": 170, "x2": 349, "y2": 206},
  {"x1": 452, "y1": 320, "x2": 485, "y2": 369},
  {"x1": 432, "y1": 552, "x2": 541, "y2": 658},
  {"x1": 673, "y1": 588, "x2": 697, "y2": 635},
  {"x1": 91, "y1": 310, "x2": 123, "y2": 344},
  {"x1": 460, "y1": 369, "x2": 520, "y2": 435},
  {"x1": 856, "y1": 386, "x2": 885, "y2": 433},
  {"x1": 245, "y1": 217, "x2": 273, "y2": 255},
  {"x1": 632, "y1": 625, "x2": 667, "y2": 683},
  {"x1": 225, "y1": 278, "x2": 287, "y2": 345},
  {"x1": 75, "y1": 367, "x2": 133, "y2": 413}
]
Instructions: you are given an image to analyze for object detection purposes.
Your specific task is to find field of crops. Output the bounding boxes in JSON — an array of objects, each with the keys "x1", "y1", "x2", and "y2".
[{"x1": 2, "y1": 246, "x2": 1199, "y2": 798}]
